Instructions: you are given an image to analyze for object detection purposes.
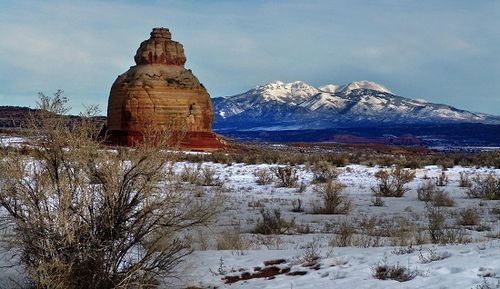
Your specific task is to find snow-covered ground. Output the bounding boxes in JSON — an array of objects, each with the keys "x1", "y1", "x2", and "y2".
[
  {"x1": 0, "y1": 157, "x2": 499, "y2": 288},
  {"x1": 168, "y1": 162, "x2": 500, "y2": 289}
]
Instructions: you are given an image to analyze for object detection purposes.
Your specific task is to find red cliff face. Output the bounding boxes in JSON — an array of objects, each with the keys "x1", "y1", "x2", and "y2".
[{"x1": 107, "y1": 28, "x2": 225, "y2": 150}]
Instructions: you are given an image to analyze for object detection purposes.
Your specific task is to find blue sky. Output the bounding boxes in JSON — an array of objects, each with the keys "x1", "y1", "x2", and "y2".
[{"x1": 0, "y1": 0, "x2": 499, "y2": 115}]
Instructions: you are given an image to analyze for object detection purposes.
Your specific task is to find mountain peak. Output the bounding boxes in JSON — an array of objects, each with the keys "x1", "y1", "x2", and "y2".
[
  {"x1": 337, "y1": 80, "x2": 392, "y2": 94},
  {"x1": 252, "y1": 81, "x2": 319, "y2": 104}
]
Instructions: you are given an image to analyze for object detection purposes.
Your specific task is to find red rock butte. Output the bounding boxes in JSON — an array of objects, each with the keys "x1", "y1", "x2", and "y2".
[{"x1": 107, "y1": 27, "x2": 225, "y2": 150}]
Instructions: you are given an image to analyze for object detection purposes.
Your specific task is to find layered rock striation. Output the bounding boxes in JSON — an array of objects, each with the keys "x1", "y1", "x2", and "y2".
[{"x1": 107, "y1": 27, "x2": 224, "y2": 150}]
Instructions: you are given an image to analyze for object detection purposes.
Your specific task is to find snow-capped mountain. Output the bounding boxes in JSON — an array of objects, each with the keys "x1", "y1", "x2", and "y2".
[{"x1": 212, "y1": 80, "x2": 500, "y2": 131}]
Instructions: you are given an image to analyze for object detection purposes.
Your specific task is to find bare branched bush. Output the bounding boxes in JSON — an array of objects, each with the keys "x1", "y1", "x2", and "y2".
[
  {"x1": 0, "y1": 92, "x2": 220, "y2": 289},
  {"x1": 456, "y1": 208, "x2": 480, "y2": 226},
  {"x1": 254, "y1": 168, "x2": 274, "y2": 185},
  {"x1": 371, "y1": 166, "x2": 415, "y2": 197},
  {"x1": 199, "y1": 166, "x2": 222, "y2": 186},
  {"x1": 254, "y1": 208, "x2": 294, "y2": 235},
  {"x1": 426, "y1": 206, "x2": 446, "y2": 244},
  {"x1": 291, "y1": 199, "x2": 304, "y2": 213},
  {"x1": 418, "y1": 248, "x2": 451, "y2": 264},
  {"x1": 180, "y1": 163, "x2": 202, "y2": 184},
  {"x1": 371, "y1": 196, "x2": 385, "y2": 207},
  {"x1": 417, "y1": 181, "x2": 455, "y2": 207},
  {"x1": 467, "y1": 174, "x2": 500, "y2": 200},
  {"x1": 216, "y1": 230, "x2": 252, "y2": 251},
  {"x1": 435, "y1": 171, "x2": 449, "y2": 187},
  {"x1": 310, "y1": 161, "x2": 339, "y2": 183},
  {"x1": 426, "y1": 206, "x2": 470, "y2": 244},
  {"x1": 296, "y1": 182, "x2": 307, "y2": 193},
  {"x1": 371, "y1": 262, "x2": 417, "y2": 282},
  {"x1": 459, "y1": 172, "x2": 472, "y2": 187},
  {"x1": 179, "y1": 164, "x2": 221, "y2": 186},
  {"x1": 272, "y1": 166, "x2": 299, "y2": 188},
  {"x1": 431, "y1": 190, "x2": 455, "y2": 207},
  {"x1": 329, "y1": 220, "x2": 355, "y2": 247},
  {"x1": 417, "y1": 180, "x2": 438, "y2": 202},
  {"x1": 312, "y1": 180, "x2": 351, "y2": 214}
]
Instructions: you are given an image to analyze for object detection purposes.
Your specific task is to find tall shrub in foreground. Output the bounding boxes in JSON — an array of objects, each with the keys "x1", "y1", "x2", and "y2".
[{"x1": 0, "y1": 91, "x2": 220, "y2": 289}]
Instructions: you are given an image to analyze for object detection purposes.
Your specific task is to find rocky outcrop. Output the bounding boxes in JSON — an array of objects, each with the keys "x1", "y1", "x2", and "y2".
[{"x1": 107, "y1": 28, "x2": 224, "y2": 150}]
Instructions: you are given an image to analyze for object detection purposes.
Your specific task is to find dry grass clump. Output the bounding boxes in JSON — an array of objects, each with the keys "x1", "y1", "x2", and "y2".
[
  {"x1": 272, "y1": 165, "x2": 299, "y2": 188},
  {"x1": 312, "y1": 179, "x2": 352, "y2": 214},
  {"x1": 254, "y1": 168, "x2": 274, "y2": 185},
  {"x1": 456, "y1": 208, "x2": 481, "y2": 226},
  {"x1": 180, "y1": 164, "x2": 222, "y2": 186},
  {"x1": 310, "y1": 160, "x2": 339, "y2": 183},
  {"x1": 435, "y1": 171, "x2": 449, "y2": 187},
  {"x1": 371, "y1": 262, "x2": 417, "y2": 282},
  {"x1": 371, "y1": 196, "x2": 385, "y2": 207},
  {"x1": 426, "y1": 207, "x2": 471, "y2": 244},
  {"x1": 418, "y1": 248, "x2": 451, "y2": 264},
  {"x1": 467, "y1": 174, "x2": 500, "y2": 200},
  {"x1": 417, "y1": 180, "x2": 438, "y2": 201},
  {"x1": 329, "y1": 220, "x2": 355, "y2": 247},
  {"x1": 372, "y1": 166, "x2": 415, "y2": 197},
  {"x1": 216, "y1": 230, "x2": 252, "y2": 251},
  {"x1": 291, "y1": 199, "x2": 304, "y2": 213},
  {"x1": 254, "y1": 208, "x2": 295, "y2": 235},
  {"x1": 417, "y1": 181, "x2": 455, "y2": 207},
  {"x1": 431, "y1": 190, "x2": 455, "y2": 207},
  {"x1": 459, "y1": 172, "x2": 472, "y2": 187}
]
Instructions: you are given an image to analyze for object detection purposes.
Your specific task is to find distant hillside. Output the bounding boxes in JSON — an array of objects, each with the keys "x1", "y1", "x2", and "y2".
[
  {"x1": 219, "y1": 123, "x2": 500, "y2": 147},
  {"x1": 0, "y1": 106, "x2": 106, "y2": 129},
  {"x1": 0, "y1": 106, "x2": 37, "y2": 128}
]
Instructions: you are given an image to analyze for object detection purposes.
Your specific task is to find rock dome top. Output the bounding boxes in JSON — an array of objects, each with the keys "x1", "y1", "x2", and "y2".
[{"x1": 134, "y1": 27, "x2": 186, "y2": 66}]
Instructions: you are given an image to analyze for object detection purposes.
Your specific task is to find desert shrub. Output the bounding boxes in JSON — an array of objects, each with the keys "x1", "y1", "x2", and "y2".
[
  {"x1": 296, "y1": 182, "x2": 307, "y2": 193},
  {"x1": 180, "y1": 163, "x2": 202, "y2": 184},
  {"x1": 329, "y1": 220, "x2": 355, "y2": 247},
  {"x1": 371, "y1": 262, "x2": 417, "y2": 282},
  {"x1": 291, "y1": 199, "x2": 304, "y2": 212},
  {"x1": 418, "y1": 248, "x2": 451, "y2": 264},
  {"x1": 312, "y1": 180, "x2": 351, "y2": 214},
  {"x1": 254, "y1": 168, "x2": 274, "y2": 185},
  {"x1": 435, "y1": 171, "x2": 449, "y2": 187},
  {"x1": 272, "y1": 165, "x2": 299, "y2": 188},
  {"x1": 426, "y1": 206, "x2": 470, "y2": 244},
  {"x1": 216, "y1": 230, "x2": 252, "y2": 251},
  {"x1": 371, "y1": 166, "x2": 415, "y2": 197},
  {"x1": 300, "y1": 238, "x2": 322, "y2": 263},
  {"x1": 436, "y1": 158, "x2": 454, "y2": 170},
  {"x1": 254, "y1": 208, "x2": 294, "y2": 235},
  {"x1": 459, "y1": 172, "x2": 472, "y2": 187},
  {"x1": 371, "y1": 196, "x2": 385, "y2": 207},
  {"x1": 426, "y1": 206, "x2": 446, "y2": 244},
  {"x1": 431, "y1": 190, "x2": 455, "y2": 207},
  {"x1": 417, "y1": 180, "x2": 437, "y2": 202},
  {"x1": 417, "y1": 181, "x2": 455, "y2": 207},
  {"x1": 474, "y1": 278, "x2": 500, "y2": 289},
  {"x1": 467, "y1": 174, "x2": 500, "y2": 200},
  {"x1": 310, "y1": 160, "x2": 339, "y2": 183},
  {"x1": 199, "y1": 166, "x2": 221, "y2": 186},
  {"x1": 456, "y1": 208, "x2": 480, "y2": 226},
  {"x1": 0, "y1": 92, "x2": 220, "y2": 289},
  {"x1": 179, "y1": 164, "x2": 220, "y2": 186}
]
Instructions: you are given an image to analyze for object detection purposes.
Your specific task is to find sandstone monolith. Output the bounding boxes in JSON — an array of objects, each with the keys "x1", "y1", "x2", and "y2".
[{"x1": 107, "y1": 27, "x2": 224, "y2": 150}]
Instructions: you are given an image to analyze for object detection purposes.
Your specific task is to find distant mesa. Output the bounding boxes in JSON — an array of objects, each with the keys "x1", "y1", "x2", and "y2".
[{"x1": 106, "y1": 27, "x2": 225, "y2": 150}]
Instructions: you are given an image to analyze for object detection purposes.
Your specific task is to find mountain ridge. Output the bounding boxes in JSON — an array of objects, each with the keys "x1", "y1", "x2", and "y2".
[{"x1": 213, "y1": 80, "x2": 500, "y2": 131}]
